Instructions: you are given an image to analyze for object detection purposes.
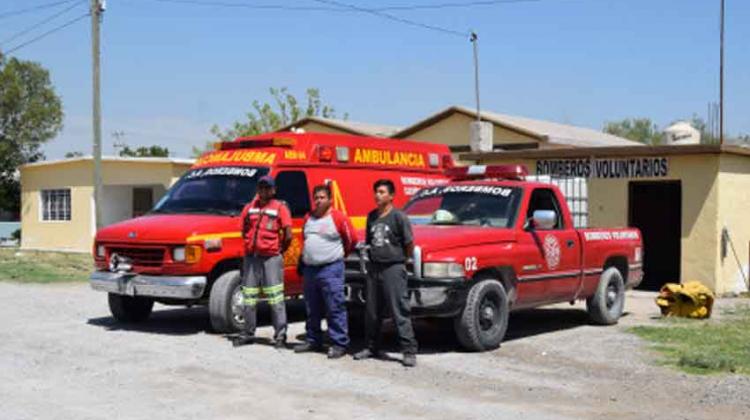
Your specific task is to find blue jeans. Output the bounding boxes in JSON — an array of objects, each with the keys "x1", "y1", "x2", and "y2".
[{"x1": 302, "y1": 260, "x2": 349, "y2": 348}]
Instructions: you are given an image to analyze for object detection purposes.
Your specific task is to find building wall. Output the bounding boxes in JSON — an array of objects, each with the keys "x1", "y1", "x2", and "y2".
[
  {"x1": 21, "y1": 161, "x2": 95, "y2": 252},
  {"x1": 475, "y1": 154, "x2": 725, "y2": 292},
  {"x1": 21, "y1": 160, "x2": 192, "y2": 253},
  {"x1": 403, "y1": 113, "x2": 539, "y2": 147},
  {"x1": 718, "y1": 154, "x2": 750, "y2": 294}
]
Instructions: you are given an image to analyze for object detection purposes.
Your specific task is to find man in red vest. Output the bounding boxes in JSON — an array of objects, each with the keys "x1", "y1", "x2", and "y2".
[{"x1": 233, "y1": 175, "x2": 292, "y2": 348}]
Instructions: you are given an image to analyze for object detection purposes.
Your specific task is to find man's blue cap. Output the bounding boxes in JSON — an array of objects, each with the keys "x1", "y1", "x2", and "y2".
[{"x1": 258, "y1": 175, "x2": 275, "y2": 187}]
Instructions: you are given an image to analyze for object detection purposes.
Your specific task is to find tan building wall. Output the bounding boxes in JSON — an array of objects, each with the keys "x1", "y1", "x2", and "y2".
[
  {"x1": 403, "y1": 112, "x2": 539, "y2": 148},
  {"x1": 471, "y1": 152, "x2": 749, "y2": 293},
  {"x1": 717, "y1": 154, "x2": 750, "y2": 294},
  {"x1": 21, "y1": 159, "x2": 192, "y2": 253}
]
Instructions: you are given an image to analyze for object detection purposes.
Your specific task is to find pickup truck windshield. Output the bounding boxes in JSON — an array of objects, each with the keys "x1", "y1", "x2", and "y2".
[
  {"x1": 404, "y1": 185, "x2": 522, "y2": 228},
  {"x1": 151, "y1": 166, "x2": 269, "y2": 216}
]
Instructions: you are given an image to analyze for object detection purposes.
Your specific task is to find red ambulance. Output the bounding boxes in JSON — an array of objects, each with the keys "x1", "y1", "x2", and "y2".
[{"x1": 90, "y1": 132, "x2": 452, "y2": 331}]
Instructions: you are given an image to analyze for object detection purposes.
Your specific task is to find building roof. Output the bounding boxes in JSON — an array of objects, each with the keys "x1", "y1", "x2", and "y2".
[
  {"x1": 393, "y1": 105, "x2": 643, "y2": 148},
  {"x1": 276, "y1": 116, "x2": 402, "y2": 137},
  {"x1": 21, "y1": 156, "x2": 195, "y2": 169},
  {"x1": 461, "y1": 144, "x2": 750, "y2": 162}
]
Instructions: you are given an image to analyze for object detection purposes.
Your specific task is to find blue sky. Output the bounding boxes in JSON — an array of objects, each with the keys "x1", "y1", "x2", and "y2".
[{"x1": 2, "y1": 0, "x2": 748, "y2": 158}]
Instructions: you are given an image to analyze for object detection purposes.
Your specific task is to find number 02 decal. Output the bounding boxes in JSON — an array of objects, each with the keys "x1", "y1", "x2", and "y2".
[{"x1": 464, "y1": 256, "x2": 478, "y2": 271}]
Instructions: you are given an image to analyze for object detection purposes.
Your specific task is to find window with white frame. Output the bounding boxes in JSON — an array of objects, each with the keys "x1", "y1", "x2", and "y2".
[{"x1": 41, "y1": 189, "x2": 71, "y2": 221}]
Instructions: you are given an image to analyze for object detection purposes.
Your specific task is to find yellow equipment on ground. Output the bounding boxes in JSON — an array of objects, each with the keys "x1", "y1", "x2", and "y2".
[{"x1": 655, "y1": 281, "x2": 715, "y2": 319}]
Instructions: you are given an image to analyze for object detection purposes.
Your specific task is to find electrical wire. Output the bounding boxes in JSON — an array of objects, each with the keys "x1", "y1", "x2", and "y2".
[
  {"x1": 0, "y1": 0, "x2": 80, "y2": 20},
  {"x1": 1, "y1": 1, "x2": 86, "y2": 46},
  {"x1": 309, "y1": 0, "x2": 469, "y2": 38},
  {"x1": 4, "y1": 12, "x2": 90, "y2": 54},
  {"x1": 147, "y1": 0, "x2": 541, "y2": 13}
]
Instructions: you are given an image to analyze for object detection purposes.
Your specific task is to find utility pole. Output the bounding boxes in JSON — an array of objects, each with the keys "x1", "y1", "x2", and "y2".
[
  {"x1": 470, "y1": 32, "x2": 481, "y2": 122},
  {"x1": 719, "y1": 0, "x2": 725, "y2": 145},
  {"x1": 91, "y1": 0, "x2": 104, "y2": 230}
]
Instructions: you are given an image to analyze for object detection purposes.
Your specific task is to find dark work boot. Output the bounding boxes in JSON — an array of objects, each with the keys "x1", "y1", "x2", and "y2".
[
  {"x1": 327, "y1": 346, "x2": 347, "y2": 359},
  {"x1": 273, "y1": 334, "x2": 287, "y2": 350},
  {"x1": 402, "y1": 353, "x2": 417, "y2": 368},
  {"x1": 294, "y1": 342, "x2": 323, "y2": 353},
  {"x1": 232, "y1": 333, "x2": 255, "y2": 347}
]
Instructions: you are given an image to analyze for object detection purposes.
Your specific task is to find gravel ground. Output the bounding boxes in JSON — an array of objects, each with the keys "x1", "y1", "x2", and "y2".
[{"x1": 1, "y1": 282, "x2": 749, "y2": 420}]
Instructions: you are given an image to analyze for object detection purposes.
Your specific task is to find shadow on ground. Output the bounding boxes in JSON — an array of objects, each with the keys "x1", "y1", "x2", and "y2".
[{"x1": 88, "y1": 301, "x2": 615, "y2": 355}]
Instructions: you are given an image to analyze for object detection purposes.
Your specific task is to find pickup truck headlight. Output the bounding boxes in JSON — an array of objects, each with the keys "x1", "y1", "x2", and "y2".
[
  {"x1": 173, "y1": 245, "x2": 202, "y2": 264},
  {"x1": 96, "y1": 244, "x2": 106, "y2": 258},
  {"x1": 422, "y1": 262, "x2": 465, "y2": 279}
]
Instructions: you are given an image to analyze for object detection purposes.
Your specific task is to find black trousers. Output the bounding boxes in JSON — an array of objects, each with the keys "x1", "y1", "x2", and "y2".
[{"x1": 364, "y1": 262, "x2": 418, "y2": 354}]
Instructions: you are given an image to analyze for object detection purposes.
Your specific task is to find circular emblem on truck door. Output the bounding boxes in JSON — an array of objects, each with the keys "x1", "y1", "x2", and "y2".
[{"x1": 543, "y1": 235, "x2": 561, "y2": 270}]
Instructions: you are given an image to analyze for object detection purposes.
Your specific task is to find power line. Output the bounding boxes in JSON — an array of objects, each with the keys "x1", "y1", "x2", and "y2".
[
  {"x1": 0, "y1": 0, "x2": 79, "y2": 20},
  {"x1": 1, "y1": 1, "x2": 85, "y2": 46},
  {"x1": 150, "y1": 0, "x2": 339, "y2": 11},
  {"x1": 4, "y1": 12, "x2": 89, "y2": 54},
  {"x1": 148, "y1": 0, "x2": 540, "y2": 13},
  {"x1": 310, "y1": 0, "x2": 469, "y2": 38}
]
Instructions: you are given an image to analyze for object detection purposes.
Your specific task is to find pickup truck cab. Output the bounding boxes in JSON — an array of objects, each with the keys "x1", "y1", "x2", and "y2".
[{"x1": 347, "y1": 164, "x2": 643, "y2": 351}]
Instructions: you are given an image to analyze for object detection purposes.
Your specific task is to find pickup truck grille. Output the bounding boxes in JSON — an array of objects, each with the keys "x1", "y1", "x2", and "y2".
[
  {"x1": 344, "y1": 250, "x2": 416, "y2": 282},
  {"x1": 108, "y1": 246, "x2": 165, "y2": 268}
]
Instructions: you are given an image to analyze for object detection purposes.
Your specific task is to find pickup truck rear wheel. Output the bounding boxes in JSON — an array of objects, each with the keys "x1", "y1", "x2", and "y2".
[
  {"x1": 209, "y1": 270, "x2": 244, "y2": 333},
  {"x1": 586, "y1": 267, "x2": 625, "y2": 325},
  {"x1": 108, "y1": 293, "x2": 153, "y2": 323},
  {"x1": 454, "y1": 279, "x2": 509, "y2": 352}
]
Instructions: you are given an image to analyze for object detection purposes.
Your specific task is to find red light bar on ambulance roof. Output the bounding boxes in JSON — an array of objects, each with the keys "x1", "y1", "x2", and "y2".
[
  {"x1": 219, "y1": 137, "x2": 296, "y2": 150},
  {"x1": 446, "y1": 164, "x2": 528, "y2": 181}
]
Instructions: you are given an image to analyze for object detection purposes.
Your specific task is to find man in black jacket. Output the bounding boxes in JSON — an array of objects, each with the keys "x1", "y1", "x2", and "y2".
[{"x1": 353, "y1": 179, "x2": 418, "y2": 367}]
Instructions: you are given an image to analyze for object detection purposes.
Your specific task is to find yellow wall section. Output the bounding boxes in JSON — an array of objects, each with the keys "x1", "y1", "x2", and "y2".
[
  {"x1": 718, "y1": 154, "x2": 750, "y2": 294},
  {"x1": 405, "y1": 113, "x2": 539, "y2": 147},
  {"x1": 21, "y1": 161, "x2": 95, "y2": 252}
]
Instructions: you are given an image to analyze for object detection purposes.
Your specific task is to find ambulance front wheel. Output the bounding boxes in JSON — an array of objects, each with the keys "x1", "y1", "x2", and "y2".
[
  {"x1": 108, "y1": 293, "x2": 154, "y2": 323},
  {"x1": 209, "y1": 270, "x2": 244, "y2": 333}
]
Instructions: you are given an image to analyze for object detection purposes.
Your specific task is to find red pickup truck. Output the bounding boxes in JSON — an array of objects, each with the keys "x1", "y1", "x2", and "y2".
[{"x1": 346, "y1": 164, "x2": 643, "y2": 351}]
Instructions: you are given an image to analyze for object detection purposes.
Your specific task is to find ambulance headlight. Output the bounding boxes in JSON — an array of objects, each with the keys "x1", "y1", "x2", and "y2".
[
  {"x1": 173, "y1": 246, "x2": 186, "y2": 262},
  {"x1": 173, "y1": 245, "x2": 202, "y2": 263},
  {"x1": 422, "y1": 262, "x2": 465, "y2": 279}
]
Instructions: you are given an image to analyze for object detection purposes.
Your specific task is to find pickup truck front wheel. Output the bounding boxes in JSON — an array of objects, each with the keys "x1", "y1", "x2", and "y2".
[
  {"x1": 208, "y1": 270, "x2": 244, "y2": 333},
  {"x1": 108, "y1": 293, "x2": 153, "y2": 323},
  {"x1": 586, "y1": 267, "x2": 625, "y2": 325},
  {"x1": 454, "y1": 279, "x2": 509, "y2": 352}
]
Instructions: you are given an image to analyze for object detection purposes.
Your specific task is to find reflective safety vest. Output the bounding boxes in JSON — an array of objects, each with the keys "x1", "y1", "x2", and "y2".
[{"x1": 240, "y1": 198, "x2": 291, "y2": 256}]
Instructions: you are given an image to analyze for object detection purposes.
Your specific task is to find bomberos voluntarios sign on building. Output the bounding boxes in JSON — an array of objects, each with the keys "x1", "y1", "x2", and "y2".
[{"x1": 536, "y1": 157, "x2": 669, "y2": 179}]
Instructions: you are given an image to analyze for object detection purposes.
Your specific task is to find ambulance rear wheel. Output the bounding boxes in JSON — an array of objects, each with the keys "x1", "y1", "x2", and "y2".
[
  {"x1": 209, "y1": 270, "x2": 243, "y2": 333},
  {"x1": 108, "y1": 293, "x2": 154, "y2": 323},
  {"x1": 454, "y1": 279, "x2": 509, "y2": 352}
]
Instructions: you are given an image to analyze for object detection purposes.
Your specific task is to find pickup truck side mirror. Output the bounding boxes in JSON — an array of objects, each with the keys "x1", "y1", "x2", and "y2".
[{"x1": 530, "y1": 210, "x2": 557, "y2": 230}]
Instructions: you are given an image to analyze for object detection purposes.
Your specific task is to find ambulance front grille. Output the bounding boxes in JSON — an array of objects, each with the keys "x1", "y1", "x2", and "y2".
[{"x1": 108, "y1": 246, "x2": 165, "y2": 268}]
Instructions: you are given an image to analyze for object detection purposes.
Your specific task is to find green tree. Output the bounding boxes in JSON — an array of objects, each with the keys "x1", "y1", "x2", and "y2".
[
  {"x1": 603, "y1": 118, "x2": 662, "y2": 145},
  {"x1": 194, "y1": 87, "x2": 345, "y2": 157},
  {"x1": 0, "y1": 53, "x2": 63, "y2": 216},
  {"x1": 118, "y1": 145, "x2": 170, "y2": 157}
]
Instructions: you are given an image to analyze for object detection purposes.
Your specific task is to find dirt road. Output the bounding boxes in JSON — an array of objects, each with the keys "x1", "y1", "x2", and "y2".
[{"x1": 1, "y1": 282, "x2": 748, "y2": 420}]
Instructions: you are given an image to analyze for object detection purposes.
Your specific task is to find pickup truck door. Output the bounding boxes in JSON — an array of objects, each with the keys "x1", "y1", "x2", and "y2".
[{"x1": 516, "y1": 188, "x2": 582, "y2": 305}]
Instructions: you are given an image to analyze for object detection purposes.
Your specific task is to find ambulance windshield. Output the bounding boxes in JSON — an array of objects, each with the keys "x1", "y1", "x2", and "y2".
[
  {"x1": 151, "y1": 166, "x2": 269, "y2": 216},
  {"x1": 403, "y1": 185, "x2": 521, "y2": 228}
]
